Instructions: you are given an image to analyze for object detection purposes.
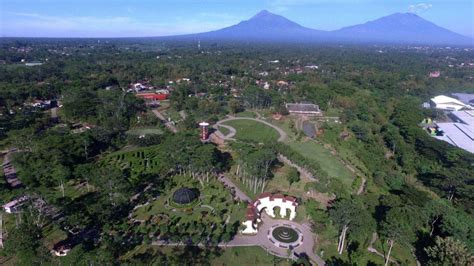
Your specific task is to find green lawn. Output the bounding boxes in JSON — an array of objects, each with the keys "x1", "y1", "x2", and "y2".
[
  {"x1": 212, "y1": 246, "x2": 292, "y2": 266},
  {"x1": 234, "y1": 110, "x2": 257, "y2": 118},
  {"x1": 223, "y1": 119, "x2": 279, "y2": 143},
  {"x1": 218, "y1": 125, "x2": 231, "y2": 136},
  {"x1": 126, "y1": 128, "x2": 164, "y2": 136},
  {"x1": 123, "y1": 245, "x2": 290, "y2": 265},
  {"x1": 288, "y1": 140, "x2": 354, "y2": 188}
]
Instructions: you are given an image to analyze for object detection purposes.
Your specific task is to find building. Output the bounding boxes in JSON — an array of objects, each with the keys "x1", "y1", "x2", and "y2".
[
  {"x1": 136, "y1": 93, "x2": 169, "y2": 101},
  {"x1": 241, "y1": 193, "x2": 298, "y2": 235},
  {"x1": 430, "y1": 95, "x2": 468, "y2": 111},
  {"x1": 25, "y1": 62, "x2": 43, "y2": 66},
  {"x1": 434, "y1": 110, "x2": 474, "y2": 154},
  {"x1": 285, "y1": 103, "x2": 322, "y2": 116},
  {"x1": 429, "y1": 71, "x2": 441, "y2": 78},
  {"x1": 3, "y1": 196, "x2": 29, "y2": 213},
  {"x1": 199, "y1": 122, "x2": 210, "y2": 141},
  {"x1": 451, "y1": 93, "x2": 474, "y2": 108},
  {"x1": 2, "y1": 151, "x2": 22, "y2": 188}
]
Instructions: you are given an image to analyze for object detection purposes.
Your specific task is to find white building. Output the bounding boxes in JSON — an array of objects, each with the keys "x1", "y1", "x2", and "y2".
[
  {"x1": 434, "y1": 110, "x2": 474, "y2": 154},
  {"x1": 430, "y1": 95, "x2": 468, "y2": 111},
  {"x1": 241, "y1": 193, "x2": 298, "y2": 235}
]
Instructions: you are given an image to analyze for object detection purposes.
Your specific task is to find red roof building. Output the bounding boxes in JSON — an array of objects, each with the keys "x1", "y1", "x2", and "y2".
[{"x1": 136, "y1": 93, "x2": 169, "y2": 101}]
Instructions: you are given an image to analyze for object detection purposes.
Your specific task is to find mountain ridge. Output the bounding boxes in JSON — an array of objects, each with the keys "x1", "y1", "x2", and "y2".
[{"x1": 170, "y1": 10, "x2": 472, "y2": 45}]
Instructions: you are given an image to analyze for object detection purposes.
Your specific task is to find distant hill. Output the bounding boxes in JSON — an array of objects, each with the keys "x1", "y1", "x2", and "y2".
[
  {"x1": 194, "y1": 10, "x2": 327, "y2": 42},
  {"x1": 332, "y1": 12, "x2": 472, "y2": 45},
  {"x1": 169, "y1": 10, "x2": 472, "y2": 46}
]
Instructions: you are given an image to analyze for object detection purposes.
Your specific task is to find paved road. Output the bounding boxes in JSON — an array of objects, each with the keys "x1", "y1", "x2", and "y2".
[
  {"x1": 152, "y1": 109, "x2": 178, "y2": 133},
  {"x1": 218, "y1": 175, "x2": 252, "y2": 202},
  {"x1": 216, "y1": 117, "x2": 288, "y2": 142}
]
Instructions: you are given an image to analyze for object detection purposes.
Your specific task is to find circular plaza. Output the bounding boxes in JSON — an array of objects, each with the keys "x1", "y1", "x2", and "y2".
[{"x1": 268, "y1": 224, "x2": 303, "y2": 249}]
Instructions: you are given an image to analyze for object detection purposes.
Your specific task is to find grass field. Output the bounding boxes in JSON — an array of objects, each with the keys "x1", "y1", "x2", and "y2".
[
  {"x1": 223, "y1": 119, "x2": 279, "y2": 143},
  {"x1": 234, "y1": 111, "x2": 257, "y2": 118},
  {"x1": 288, "y1": 140, "x2": 354, "y2": 188},
  {"x1": 212, "y1": 246, "x2": 292, "y2": 266},
  {"x1": 217, "y1": 125, "x2": 230, "y2": 136},
  {"x1": 126, "y1": 128, "x2": 164, "y2": 136},
  {"x1": 123, "y1": 245, "x2": 290, "y2": 265}
]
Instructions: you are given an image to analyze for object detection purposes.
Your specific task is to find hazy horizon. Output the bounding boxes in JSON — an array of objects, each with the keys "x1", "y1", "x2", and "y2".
[{"x1": 1, "y1": 0, "x2": 473, "y2": 38}]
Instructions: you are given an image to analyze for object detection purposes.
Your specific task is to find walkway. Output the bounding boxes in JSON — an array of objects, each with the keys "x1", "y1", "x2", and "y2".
[
  {"x1": 152, "y1": 109, "x2": 178, "y2": 133},
  {"x1": 2, "y1": 149, "x2": 22, "y2": 188},
  {"x1": 218, "y1": 174, "x2": 251, "y2": 202},
  {"x1": 278, "y1": 154, "x2": 316, "y2": 181},
  {"x1": 213, "y1": 124, "x2": 237, "y2": 140},
  {"x1": 256, "y1": 213, "x2": 324, "y2": 266},
  {"x1": 215, "y1": 116, "x2": 288, "y2": 142},
  {"x1": 152, "y1": 213, "x2": 324, "y2": 266},
  {"x1": 193, "y1": 173, "x2": 324, "y2": 264}
]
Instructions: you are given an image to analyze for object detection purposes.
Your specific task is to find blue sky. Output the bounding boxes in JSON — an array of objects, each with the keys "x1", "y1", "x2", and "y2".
[{"x1": 1, "y1": 0, "x2": 473, "y2": 37}]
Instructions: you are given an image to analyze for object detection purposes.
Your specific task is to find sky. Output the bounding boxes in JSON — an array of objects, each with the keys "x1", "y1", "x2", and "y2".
[{"x1": 1, "y1": 0, "x2": 473, "y2": 38}]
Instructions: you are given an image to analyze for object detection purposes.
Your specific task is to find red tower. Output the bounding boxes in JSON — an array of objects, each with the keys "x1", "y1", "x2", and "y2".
[{"x1": 199, "y1": 122, "x2": 210, "y2": 141}]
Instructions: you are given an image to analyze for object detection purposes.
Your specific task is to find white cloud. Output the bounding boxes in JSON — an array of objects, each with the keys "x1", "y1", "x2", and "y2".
[
  {"x1": 408, "y1": 3, "x2": 433, "y2": 14},
  {"x1": 3, "y1": 12, "x2": 234, "y2": 37}
]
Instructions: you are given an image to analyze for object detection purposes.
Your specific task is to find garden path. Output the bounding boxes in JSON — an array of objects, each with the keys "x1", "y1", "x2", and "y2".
[
  {"x1": 217, "y1": 174, "x2": 251, "y2": 202},
  {"x1": 215, "y1": 116, "x2": 288, "y2": 142},
  {"x1": 152, "y1": 109, "x2": 178, "y2": 133}
]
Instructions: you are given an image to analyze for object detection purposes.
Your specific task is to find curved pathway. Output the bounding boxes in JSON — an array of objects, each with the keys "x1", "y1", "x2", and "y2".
[
  {"x1": 215, "y1": 116, "x2": 288, "y2": 142},
  {"x1": 256, "y1": 213, "x2": 324, "y2": 265},
  {"x1": 214, "y1": 124, "x2": 237, "y2": 140}
]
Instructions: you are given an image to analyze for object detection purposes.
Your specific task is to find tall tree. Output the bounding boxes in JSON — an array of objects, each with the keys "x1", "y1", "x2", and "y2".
[{"x1": 425, "y1": 236, "x2": 473, "y2": 266}]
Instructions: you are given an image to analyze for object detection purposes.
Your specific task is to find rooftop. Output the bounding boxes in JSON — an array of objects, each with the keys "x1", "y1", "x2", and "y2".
[
  {"x1": 435, "y1": 122, "x2": 474, "y2": 153},
  {"x1": 452, "y1": 93, "x2": 474, "y2": 106},
  {"x1": 431, "y1": 95, "x2": 466, "y2": 107},
  {"x1": 286, "y1": 103, "x2": 320, "y2": 113}
]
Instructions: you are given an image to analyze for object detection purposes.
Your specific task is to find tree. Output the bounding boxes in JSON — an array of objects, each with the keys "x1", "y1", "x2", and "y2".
[
  {"x1": 287, "y1": 167, "x2": 300, "y2": 190},
  {"x1": 5, "y1": 210, "x2": 49, "y2": 265},
  {"x1": 425, "y1": 237, "x2": 473, "y2": 266},
  {"x1": 328, "y1": 198, "x2": 374, "y2": 255},
  {"x1": 228, "y1": 98, "x2": 241, "y2": 114},
  {"x1": 379, "y1": 206, "x2": 419, "y2": 266}
]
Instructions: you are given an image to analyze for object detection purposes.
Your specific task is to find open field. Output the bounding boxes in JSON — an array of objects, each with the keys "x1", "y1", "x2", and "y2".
[
  {"x1": 217, "y1": 125, "x2": 231, "y2": 136},
  {"x1": 126, "y1": 128, "x2": 164, "y2": 136},
  {"x1": 123, "y1": 245, "x2": 290, "y2": 265},
  {"x1": 212, "y1": 246, "x2": 292, "y2": 266},
  {"x1": 223, "y1": 119, "x2": 279, "y2": 143},
  {"x1": 288, "y1": 140, "x2": 354, "y2": 188},
  {"x1": 234, "y1": 111, "x2": 257, "y2": 118}
]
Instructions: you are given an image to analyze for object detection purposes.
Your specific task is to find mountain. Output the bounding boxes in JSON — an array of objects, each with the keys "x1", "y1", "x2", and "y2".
[
  {"x1": 192, "y1": 10, "x2": 328, "y2": 42},
  {"x1": 169, "y1": 10, "x2": 472, "y2": 46},
  {"x1": 333, "y1": 13, "x2": 472, "y2": 45}
]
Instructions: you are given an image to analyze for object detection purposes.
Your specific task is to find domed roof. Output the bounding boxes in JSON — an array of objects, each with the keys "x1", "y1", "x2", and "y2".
[{"x1": 172, "y1": 187, "x2": 199, "y2": 204}]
